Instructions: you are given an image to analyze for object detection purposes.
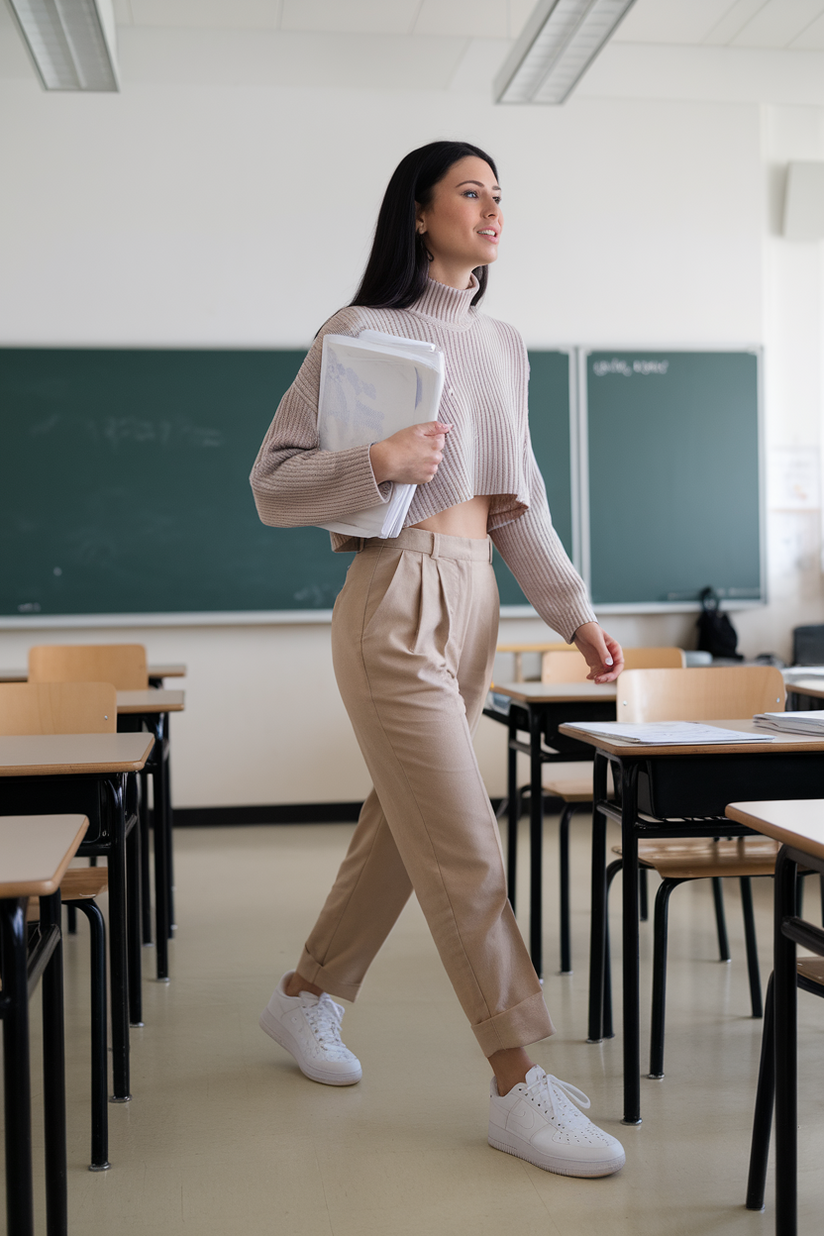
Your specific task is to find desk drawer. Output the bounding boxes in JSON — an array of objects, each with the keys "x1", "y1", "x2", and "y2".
[
  {"x1": 0, "y1": 775, "x2": 108, "y2": 846},
  {"x1": 638, "y1": 753, "x2": 824, "y2": 820}
]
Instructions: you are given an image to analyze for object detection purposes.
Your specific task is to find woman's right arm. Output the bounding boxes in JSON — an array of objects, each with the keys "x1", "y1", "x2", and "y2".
[{"x1": 250, "y1": 317, "x2": 451, "y2": 527}]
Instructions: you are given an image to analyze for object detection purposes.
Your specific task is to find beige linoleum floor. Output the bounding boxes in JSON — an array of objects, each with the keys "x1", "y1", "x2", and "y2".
[{"x1": 10, "y1": 814, "x2": 824, "y2": 1235}]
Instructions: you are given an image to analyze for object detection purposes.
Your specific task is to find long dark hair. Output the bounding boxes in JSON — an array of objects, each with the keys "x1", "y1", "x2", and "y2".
[{"x1": 350, "y1": 140, "x2": 499, "y2": 311}]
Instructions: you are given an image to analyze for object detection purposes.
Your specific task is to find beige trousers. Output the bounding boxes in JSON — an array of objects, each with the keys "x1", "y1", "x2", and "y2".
[{"x1": 297, "y1": 527, "x2": 554, "y2": 1057}]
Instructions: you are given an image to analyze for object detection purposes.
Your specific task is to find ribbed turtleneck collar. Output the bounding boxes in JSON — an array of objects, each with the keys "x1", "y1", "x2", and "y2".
[{"x1": 409, "y1": 274, "x2": 479, "y2": 327}]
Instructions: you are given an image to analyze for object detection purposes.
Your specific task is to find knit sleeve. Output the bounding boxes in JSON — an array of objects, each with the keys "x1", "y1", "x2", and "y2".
[
  {"x1": 490, "y1": 449, "x2": 597, "y2": 643},
  {"x1": 249, "y1": 316, "x2": 392, "y2": 528}
]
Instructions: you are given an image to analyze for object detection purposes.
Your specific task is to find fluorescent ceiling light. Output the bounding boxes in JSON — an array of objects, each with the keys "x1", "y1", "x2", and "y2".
[
  {"x1": 6, "y1": 0, "x2": 119, "y2": 91},
  {"x1": 494, "y1": 0, "x2": 637, "y2": 106}
]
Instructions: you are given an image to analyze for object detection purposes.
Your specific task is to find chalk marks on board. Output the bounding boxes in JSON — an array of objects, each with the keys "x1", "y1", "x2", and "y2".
[
  {"x1": 592, "y1": 358, "x2": 669, "y2": 377},
  {"x1": 28, "y1": 412, "x2": 224, "y2": 451}
]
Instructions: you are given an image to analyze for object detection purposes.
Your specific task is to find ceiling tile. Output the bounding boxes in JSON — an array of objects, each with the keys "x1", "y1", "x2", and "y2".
[
  {"x1": 612, "y1": 0, "x2": 738, "y2": 45},
  {"x1": 413, "y1": 0, "x2": 509, "y2": 39},
  {"x1": 790, "y1": 12, "x2": 824, "y2": 47},
  {"x1": 281, "y1": 1, "x2": 419, "y2": 35},
  {"x1": 129, "y1": 1, "x2": 281, "y2": 28},
  {"x1": 730, "y1": 0, "x2": 824, "y2": 47},
  {"x1": 701, "y1": 0, "x2": 769, "y2": 45}
]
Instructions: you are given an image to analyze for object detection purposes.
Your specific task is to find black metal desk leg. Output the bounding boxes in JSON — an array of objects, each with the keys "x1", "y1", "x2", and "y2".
[
  {"x1": 620, "y1": 760, "x2": 642, "y2": 1125},
  {"x1": 587, "y1": 752, "x2": 609, "y2": 1042},
  {"x1": 506, "y1": 715, "x2": 518, "y2": 911},
  {"x1": 162, "y1": 713, "x2": 175, "y2": 932},
  {"x1": 106, "y1": 776, "x2": 131, "y2": 1101},
  {"x1": 153, "y1": 732, "x2": 171, "y2": 981},
  {"x1": 0, "y1": 898, "x2": 34, "y2": 1236},
  {"x1": 39, "y1": 891, "x2": 67, "y2": 1236},
  {"x1": 774, "y1": 849, "x2": 798, "y2": 1236},
  {"x1": 127, "y1": 813, "x2": 143, "y2": 1026},
  {"x1": 139, "y1": 768, "x2": 153, "y2": 945},
  {"x1": 528, "y1": 706, "x2": 543, "y2": 978}
]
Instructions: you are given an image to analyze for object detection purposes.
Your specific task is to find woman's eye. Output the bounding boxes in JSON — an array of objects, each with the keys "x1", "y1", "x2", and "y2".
[{"x1": 463, "y1": 190, "x2": 478, "y2": 198}]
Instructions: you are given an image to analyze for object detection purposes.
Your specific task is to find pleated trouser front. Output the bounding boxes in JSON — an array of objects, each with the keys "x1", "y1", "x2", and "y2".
[{"x1": 297, "y1": 527, "x2": 554, "y2": 1057}]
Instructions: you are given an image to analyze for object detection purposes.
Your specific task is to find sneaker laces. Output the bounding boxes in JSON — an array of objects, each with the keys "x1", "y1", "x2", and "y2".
[
  {"x1": 525, "y1": 1070, "x2": 594, "y2": 1131},
  {"x1": 301, "y1": 992, "x2": 350, "y2": 1057}
]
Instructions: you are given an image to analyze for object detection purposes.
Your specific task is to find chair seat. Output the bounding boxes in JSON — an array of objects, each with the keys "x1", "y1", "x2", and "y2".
[
  {"x1": 60, "y1": 868, "x2": 109, "y2": 900},
  {"x1": 797, "y1": 955, "x2": 824, "y2": 987},
  {"x1": 611, "y1": 836, "x2": 780, "y2": 879},
  {"x1": 543, "y1": 764, "x2": 615, "y2": 801}
]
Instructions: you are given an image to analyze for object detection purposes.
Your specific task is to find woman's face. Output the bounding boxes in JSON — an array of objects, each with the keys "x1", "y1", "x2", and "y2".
[{"x1": 416, "y1": 156, "x2": 503, "y2": 280}]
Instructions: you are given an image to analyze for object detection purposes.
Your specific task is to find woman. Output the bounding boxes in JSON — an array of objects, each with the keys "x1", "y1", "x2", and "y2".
[{"x1": 250, "y1": 140, "x2": 626, "y2": 1179}]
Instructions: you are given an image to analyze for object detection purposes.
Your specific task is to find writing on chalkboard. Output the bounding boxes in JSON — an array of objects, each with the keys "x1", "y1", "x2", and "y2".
[{"x1": 592, "y1": 358, "x2": 670, "y2": 378}]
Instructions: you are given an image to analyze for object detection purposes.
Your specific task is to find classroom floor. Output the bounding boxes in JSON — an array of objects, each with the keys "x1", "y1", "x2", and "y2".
[{"x1": 8, "y1": 813, "x2": 824, "y2": 1235}]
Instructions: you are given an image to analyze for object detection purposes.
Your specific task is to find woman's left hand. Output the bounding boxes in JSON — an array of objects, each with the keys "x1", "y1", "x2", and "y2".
[{"x1": 572, "y1": 622, "x2": 624, "y2": 683}]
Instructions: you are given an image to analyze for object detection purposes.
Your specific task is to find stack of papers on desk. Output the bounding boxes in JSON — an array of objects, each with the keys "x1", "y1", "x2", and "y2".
[
  {"x1": 571, "y1": 722, "x2": 773, "y2": 745},
  {"x1": 754, "y1": 711, "x2": 824, "y2": 735},
  {"x1": 317, "y1": 330, "x2": 445, "y2": 539}
]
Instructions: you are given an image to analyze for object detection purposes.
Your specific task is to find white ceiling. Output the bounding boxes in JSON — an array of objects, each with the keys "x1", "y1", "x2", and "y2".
[{"x1": 109, "y1": 0, "x2": 824, "y2": 49}]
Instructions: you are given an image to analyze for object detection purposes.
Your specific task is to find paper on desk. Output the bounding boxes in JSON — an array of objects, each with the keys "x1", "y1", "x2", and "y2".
[
  {"x1": 317, "y1": 330, "x2": 445, "y2": 540},
  {"x1": 754, "y1": 710, "x2": 824, "y2": 735},
  {"x1": 569, "y1": 722, "x2": 774, "y2": 745}
]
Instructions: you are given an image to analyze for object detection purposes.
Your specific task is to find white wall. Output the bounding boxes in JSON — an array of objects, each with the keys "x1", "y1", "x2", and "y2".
[{"x1": 1, "y1": 41, "x2": 822, "y2": 808}]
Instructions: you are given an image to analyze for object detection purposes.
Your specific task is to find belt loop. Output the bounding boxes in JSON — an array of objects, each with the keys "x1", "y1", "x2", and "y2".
[
  {"x1": 488, "y1": 537, "x2": 494, "y2": 564},
  {"x1": 431, "y1": 532, "x2": 440, "y2": 560}
]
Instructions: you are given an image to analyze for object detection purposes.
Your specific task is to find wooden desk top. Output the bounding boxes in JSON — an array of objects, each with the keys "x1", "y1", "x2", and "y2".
[
  {"x1": 0, "y1": 733, "x2": 154, "y2": 777},
  {"x1": 558, "y1": 718, "x2": 824, "y2": 758},
  {"x1": 783, "y1": 676, "x2": 824, "y2": 700},
  {"x1": 0, "y1": 664, "x2": 186, "y2": 684},
  {"x1": 726, "y1": 799, "x2": 824, "y2": 864},
  {"x1": 116, "y1": 689, "x2": 185, "y2": 714},
  {"x1": 491, "y1": 680, "x2": 618, "y2": 704},
  {"x1": 0, "y1": 814, "x2": 89, "y2": 897}
]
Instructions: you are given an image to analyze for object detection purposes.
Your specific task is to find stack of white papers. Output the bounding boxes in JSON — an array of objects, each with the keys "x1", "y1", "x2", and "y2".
[
  {"x1": 570, "y1": 722, "x2": 773, "y2": 745},
  {"x1": 317, "y1": 330, "x2": 445, "y2": 540},
  {"x1": 754, "y1": 711, "x2": 824, "y2": 735}
]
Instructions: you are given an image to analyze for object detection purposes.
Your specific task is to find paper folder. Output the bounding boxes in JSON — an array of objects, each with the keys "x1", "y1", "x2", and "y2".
[{"x1": 317, "y1": 330, "x2": 445, "y2": 539}]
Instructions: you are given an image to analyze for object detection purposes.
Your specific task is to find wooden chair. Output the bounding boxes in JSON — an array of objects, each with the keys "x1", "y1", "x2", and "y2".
[
  {"x1": 541, "y1": 645, "x2": 686, "y2": 684},
  {"x1": 496, "y1": 641, "x2": 569, "y2": 683},
  {"x1": 540, "y1": 648, "x2": 686, "y2": 973},
  {"x1": 28, "y1": 642, "x2": 168, "y2": 985},
  {"x1": 28, "y1": 644, "x2": 148, "y2": 690},
  {"x1": 603, "y1": 666, "x2": 787, "y2": 1078},
  {"x1": 0, "y1": 682, "x2": 118, "y2": 1172}
]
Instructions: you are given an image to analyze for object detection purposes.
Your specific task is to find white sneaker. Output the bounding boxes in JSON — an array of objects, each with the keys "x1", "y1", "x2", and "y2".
[
  {"x1": 488, "y1": 1065, "x2": 625, "y2": 1177},
  {"x1": 259, "y1": 972, "x2": 362, "y2": 1086}
]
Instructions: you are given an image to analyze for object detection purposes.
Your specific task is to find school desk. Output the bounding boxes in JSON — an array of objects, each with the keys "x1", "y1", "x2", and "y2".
[
  {"x1": 483, "y1": 680, "x2": 617, "y2": 976},
  {"x1": 0, "y1": 663, "x2": 186, "y2": 686},
  {"x1": 0, "y1": 733, "x2": 153, "y2": 1102},
  {"x1": 725, "y1": 799, "x2": 824, "y2": 1236},
  {"x1": 0, "y1": 813, "x2": 88, "y2": 1236},
  {"x1": 558, "y1": 718, "x2": 824, "y2": 1126}
]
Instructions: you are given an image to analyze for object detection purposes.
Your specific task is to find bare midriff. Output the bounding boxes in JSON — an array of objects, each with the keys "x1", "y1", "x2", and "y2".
[{"x1": 411, "y1": 495, "x2": 492, "y2": 540}]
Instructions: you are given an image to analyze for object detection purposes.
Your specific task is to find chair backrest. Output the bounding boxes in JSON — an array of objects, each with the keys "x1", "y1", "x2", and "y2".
[
  {"x1": 617, "y1": 666, "x2": 786, "y2": 722},
  {"x1": 28, "y1": 644, "x2": 148, "y2": 690},
  {"x1": 622, "y1": 647, "x2": 686, "y2": 670},
  {"x1": 541, "y1": 646, "x2": 686, "y2": 684},
  {"x1": 0, "y1": 682, "x2": 117, "y2": 735},
  {"x1": 541, "y1": 650, "x2": 591, "y2": 683}
]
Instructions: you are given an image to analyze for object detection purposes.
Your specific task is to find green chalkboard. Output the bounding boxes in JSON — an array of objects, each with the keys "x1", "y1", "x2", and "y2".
[
  {"x1": 495, "y1": 348, "x2": 574, "y2": 606},
  {"x1": 586, "y1": 350, "x2": 761, "y2": 606},
  {"x1": 0, "y1": 347, "x2": 573, "y2": 619}
]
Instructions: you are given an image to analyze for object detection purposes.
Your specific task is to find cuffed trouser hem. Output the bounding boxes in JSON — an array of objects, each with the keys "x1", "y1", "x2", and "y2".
[
  {"x1": 472, "y1": 990, "x2": 556, "y2": 1058},
  {"x1": 296, "y1": 948, "x2": 362, "y2": 1003}
]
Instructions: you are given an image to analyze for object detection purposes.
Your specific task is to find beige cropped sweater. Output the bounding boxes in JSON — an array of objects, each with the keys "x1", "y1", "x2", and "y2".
[{"x1": 250, "y1": 276, "x2": 596, "y2": 641}]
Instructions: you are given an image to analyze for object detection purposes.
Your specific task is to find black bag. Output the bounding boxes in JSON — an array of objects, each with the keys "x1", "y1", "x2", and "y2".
[{"x1": 696, "y1": 587, "x2": 743, "y2": 660}]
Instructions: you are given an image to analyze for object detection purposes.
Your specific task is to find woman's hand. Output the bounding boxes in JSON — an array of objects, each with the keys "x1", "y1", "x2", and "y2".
[
  {"x1": 370, "y1": 421, "x2": 452, "y2": 486},
  {"x1": 572, "y1": 622, "x2": 624, "y2": 683}
]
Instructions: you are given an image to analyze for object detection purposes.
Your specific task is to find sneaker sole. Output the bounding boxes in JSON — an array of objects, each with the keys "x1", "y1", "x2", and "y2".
[
  {"x1": 259, "y1": 1007, "x2": 362, "y2": 1086},
  {"x1": 488, "y1": 1132, "x2": 625, "y2": 1178}
]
